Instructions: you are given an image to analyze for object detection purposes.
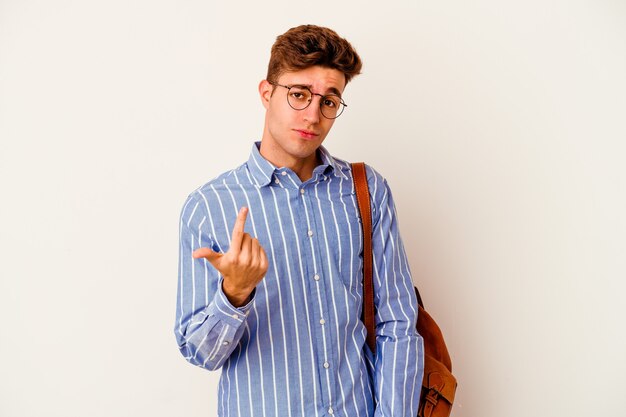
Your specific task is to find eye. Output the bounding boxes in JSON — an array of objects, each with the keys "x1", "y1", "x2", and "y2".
[
  {"x1": 323, "y1": 96, "x2": 340, "y2": 108},
  {"x1": 289, "y1": 87, "x2": 310, "y2": 102}
]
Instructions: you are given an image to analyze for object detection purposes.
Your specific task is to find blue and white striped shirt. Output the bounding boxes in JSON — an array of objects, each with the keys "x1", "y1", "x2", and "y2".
[{"x1": 175, "y1": 142, "x2": 424, "y2": 417}]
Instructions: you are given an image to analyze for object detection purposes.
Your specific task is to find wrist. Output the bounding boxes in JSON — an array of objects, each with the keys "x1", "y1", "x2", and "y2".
[{"x1": 222, "y1": 279, "x2": 253, "y2": 307}]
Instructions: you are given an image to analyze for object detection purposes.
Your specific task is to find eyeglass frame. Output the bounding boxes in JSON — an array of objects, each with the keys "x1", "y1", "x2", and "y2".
[{"x1": 269, "y1": 82, "x2": 348, "y2": 119}]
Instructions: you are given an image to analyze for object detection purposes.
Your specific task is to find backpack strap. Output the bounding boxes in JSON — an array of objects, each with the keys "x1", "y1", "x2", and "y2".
[{"x1": 351, "y1": 162, "x2": 377, "y2": 355}]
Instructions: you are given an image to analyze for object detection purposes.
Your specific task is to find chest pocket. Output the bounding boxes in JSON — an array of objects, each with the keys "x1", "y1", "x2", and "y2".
[{"x1": 314, "y1": 188, "x2": 365, "y2": 290}]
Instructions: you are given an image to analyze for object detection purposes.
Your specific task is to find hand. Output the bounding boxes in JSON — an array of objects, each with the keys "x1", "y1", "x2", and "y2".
[{"x1": 192, "y1": 207, "x2": 268, "y2": 307}]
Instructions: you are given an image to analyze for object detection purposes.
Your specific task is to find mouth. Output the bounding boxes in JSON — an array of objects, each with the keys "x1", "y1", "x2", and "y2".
[{"x1": 294, "y1": 129, "x2": 320, "y2": 140}]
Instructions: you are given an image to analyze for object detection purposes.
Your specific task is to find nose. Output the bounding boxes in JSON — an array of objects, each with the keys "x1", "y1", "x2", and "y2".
[{"x1": 302, "y1": 96, "x2": 321, "y2": 124}]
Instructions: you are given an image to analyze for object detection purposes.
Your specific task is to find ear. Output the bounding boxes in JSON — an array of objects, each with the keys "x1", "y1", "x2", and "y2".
[{"x1": 258, "y1": 80, "x2": 273, "y2": 110}]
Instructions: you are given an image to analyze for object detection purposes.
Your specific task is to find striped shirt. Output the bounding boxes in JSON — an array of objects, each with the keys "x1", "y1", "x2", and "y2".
[{"x1": 175, "y1": 142, "x2": 424, "y2": 417}]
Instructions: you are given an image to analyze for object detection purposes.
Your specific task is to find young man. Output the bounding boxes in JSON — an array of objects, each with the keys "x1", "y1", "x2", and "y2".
[{"x1": 175, "y1": 25, "x2": 424, "y2": 416}]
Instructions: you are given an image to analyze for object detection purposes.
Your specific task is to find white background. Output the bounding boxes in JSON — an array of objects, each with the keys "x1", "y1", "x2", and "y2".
[{"x1": 1, "y1": 1, "x2": 625, "y2": 416}]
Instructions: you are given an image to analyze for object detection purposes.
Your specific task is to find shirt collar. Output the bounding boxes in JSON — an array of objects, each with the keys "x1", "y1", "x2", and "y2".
[
  {"x1": 247, "y1": 142, "x2": 276, "y2": 187},
  {"x1": 247, "y1": 141, "x2": 349, "y2": 187},
  {"x1": 317, "y1": 144, "x2": 350, "y2": 180}
]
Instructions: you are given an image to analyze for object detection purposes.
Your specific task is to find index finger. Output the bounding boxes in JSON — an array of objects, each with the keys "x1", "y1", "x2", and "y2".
[{"x1": 230, "y1": 206, "x2": 248, "y2": 253}]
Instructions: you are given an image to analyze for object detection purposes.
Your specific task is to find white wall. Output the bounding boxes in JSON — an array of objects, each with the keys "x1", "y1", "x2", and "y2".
[{"x1": 1, "y1": 1, "x2": 625, "y2": 416}]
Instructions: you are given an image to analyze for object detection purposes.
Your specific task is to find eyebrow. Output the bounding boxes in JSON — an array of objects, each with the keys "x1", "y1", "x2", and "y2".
[{"x1": 291, "y1": 84, "x2": 343, "y2": 98}]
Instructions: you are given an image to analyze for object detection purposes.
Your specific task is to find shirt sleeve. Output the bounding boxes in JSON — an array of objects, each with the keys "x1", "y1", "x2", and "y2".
[
  {"x1": 174, "y1": 193, "x2": 255, "y2": 371},
  {"x1": 367, "y1": 168, "x2": 425, "y2": 416}
]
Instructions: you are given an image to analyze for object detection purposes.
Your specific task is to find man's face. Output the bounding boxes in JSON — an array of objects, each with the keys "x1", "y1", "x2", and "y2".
[{"x1": 259, "y1": 65, "x2": 346, "y2": 167}]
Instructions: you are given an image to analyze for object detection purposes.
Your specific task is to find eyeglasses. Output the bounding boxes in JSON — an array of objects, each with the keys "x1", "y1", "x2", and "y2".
[{"x1": 270, "y1": 82, "x2": 347, "y2": 119}]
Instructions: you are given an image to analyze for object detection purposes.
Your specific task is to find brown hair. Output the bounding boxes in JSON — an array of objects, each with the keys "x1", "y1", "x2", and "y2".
[{"x1": 266, "y1": 25, "x2": 362, "y2": 85}]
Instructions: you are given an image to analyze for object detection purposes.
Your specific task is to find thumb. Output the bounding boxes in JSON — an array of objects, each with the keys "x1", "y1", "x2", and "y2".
[{"x1": 192, "y1": 247, "x2": 223, "y2": 265}]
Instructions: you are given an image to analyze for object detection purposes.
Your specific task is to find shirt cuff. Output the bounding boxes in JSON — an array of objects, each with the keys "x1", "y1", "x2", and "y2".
[{"x1": 210, "y1": 277, "x2": 256, "y2": 327}]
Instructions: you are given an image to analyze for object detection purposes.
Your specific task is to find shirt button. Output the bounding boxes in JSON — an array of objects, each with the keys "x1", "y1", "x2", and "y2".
[
  {"x1": 281, "y1": 171, "x2": 287, "y2": 176},
  {"x1": 232, "y1": 313, "x2": 240, "y2": 320},
  {"x1": 222, "y1": 341, "x2": 230, "y2": 346},
  {"x1": 323, "y1": 362, "x2": 330, "y2": 369},
  {"x1": 300, "y1": 189, "x2": 305, "y2": 194},
  {"x1": 313, "y1": 274, "x2": 320, "y2": 281},
  {"x1": 307, "y1": 230, "x2": 313, "y2": 237},
  {"x1": 274, "y1": 178, "x2": 280, "y2": 184},
  {"x1": 319, "y1": 319, "x2": 325, "y2": 325},
  {"x1": 328, "y1": 407, "x2": 334, "y2": 414}
]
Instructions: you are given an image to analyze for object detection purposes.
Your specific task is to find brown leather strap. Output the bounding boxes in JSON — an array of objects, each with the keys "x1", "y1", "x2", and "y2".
[{"x1": 351, "y1": 162, "x2": 376, "y2": 355}]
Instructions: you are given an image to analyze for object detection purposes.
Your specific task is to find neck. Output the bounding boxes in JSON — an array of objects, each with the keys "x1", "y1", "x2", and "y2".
[
  {"x1": 290, "y1": 156, "x2": 320, "y2": 182},
  {"x1": 259, "y1": 142, "x2": 321, "y2": 182}
]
